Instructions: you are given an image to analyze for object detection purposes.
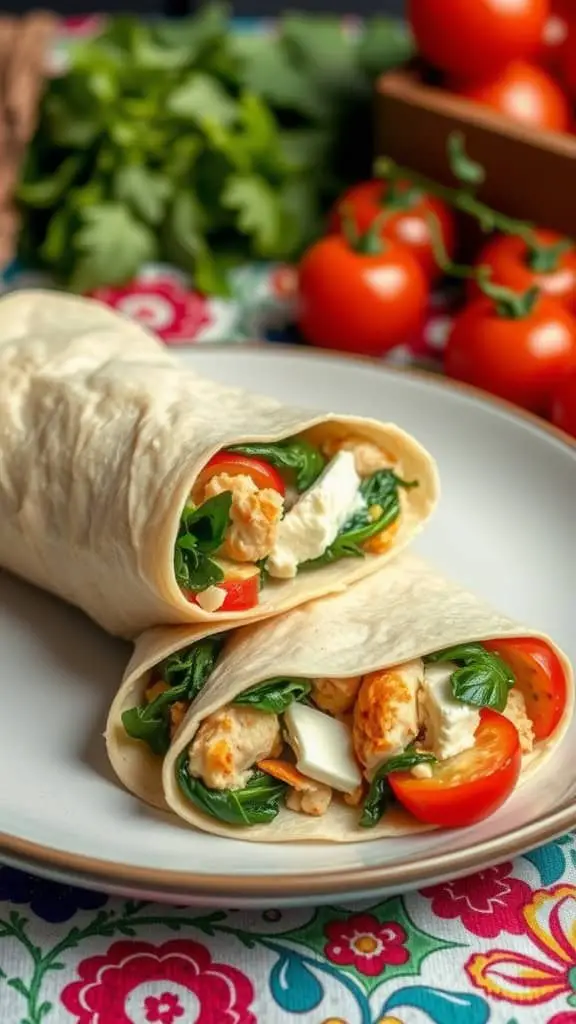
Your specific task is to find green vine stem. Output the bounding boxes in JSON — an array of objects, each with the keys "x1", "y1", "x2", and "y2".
[
  {"x1": 340, "y1": 203, "x2": 391, "y2": 255},
  {"x1": 375, "y1": 131, "x2": 575, "y2": 273}
]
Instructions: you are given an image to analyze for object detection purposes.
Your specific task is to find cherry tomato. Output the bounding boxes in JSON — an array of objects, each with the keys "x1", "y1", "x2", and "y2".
[
  {"x1": 453, "y1": 61, "x2": 570, "y2": 133},
  {"x1": 408, "y1": 0, "x2": 548, "y2": 81},
  {"x1": 329, "y1": 179, "x2": 456, "y2": 282},
  {"x1": 188, "y1": 564, "x2": 260, "y2": 613},
  {"x1": 484, "y1": 639, "x2": 567, "y2": 741},
  {"x1": 539, "y1": 0, "x2": 572, "y2": 73},
  {"x1": 470, "y1": 230, "x2": 576, "y2": 313},
  {"x1": 558, "y1": 20, "x2": 576, "y2": 100},
  {"x1": 444, "y1": 294, "x2": 576, "y2": 415},
  {"x1": 197, "y1": 452, "x2": 285, "y2": 496},
  {"x1": 389, "y1": 709, "x2": 521, "y2": 828},
  {"x1": 298, "y1": 234, "x2": 428, "y2": 356},
  {"x1": 552, "y1": 371, "x2": 576, "y2": 438}
]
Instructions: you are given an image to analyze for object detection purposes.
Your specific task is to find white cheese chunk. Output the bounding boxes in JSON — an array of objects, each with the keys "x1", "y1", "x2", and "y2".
[
  {"x1": 195, "y1": 586, "x2": 227, "y2": 612},
  {"x1": 266, "y1": 450, "x2": 361, "y2": 579},
  {"x1": 419, "y1": 662, "x2": 480, "y2": 761},
  {"x1": 284, "y1": 702, "x2": 362, "y2": 794}
]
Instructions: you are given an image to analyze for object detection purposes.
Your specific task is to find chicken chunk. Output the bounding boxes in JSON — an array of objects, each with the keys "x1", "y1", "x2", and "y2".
[
  {"x1": 311, "y1": 676, "x2": 362, "y2": 716},
  {"x1": 322, "y1": 435, "x2": 396, "y2": 477},
  {"x1": 201, "y1": 472, "x2": 283, "y2": 563},
  {"x1": 170, "y1": 701, "x2": 188, "y2": 738},
  {"x1": 502, "y1": 688, "x2": 535, "y2": 753},
  {"x1": 363, "y1": 516, "x2": 401, "y2": 555},
  {"x1": 353, "y1": 660, "x2": 423, "y2": 778},
  {"x1": 286, "y1": 781, "x2": 332, "y2": 816},
  {"x1": 188, "y1": 705, "x2": 282, "y2": 790},
  {"x1": 145, "y1": 678, "x2": 169, "y2": 703}
]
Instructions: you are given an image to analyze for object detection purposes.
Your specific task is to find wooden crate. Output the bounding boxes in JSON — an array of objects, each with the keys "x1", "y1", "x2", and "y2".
[{"x1": 376, "y1": 69, "x2": 576, "y2": 238}]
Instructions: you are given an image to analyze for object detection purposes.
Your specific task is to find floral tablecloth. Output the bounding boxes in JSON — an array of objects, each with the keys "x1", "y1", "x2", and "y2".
[
  {"x1": 2, "y1": 15, "x2": 576, "y2": 1024},
  {"x1": 1, "y1": 257, "x2": 576, "y2": 1024}
]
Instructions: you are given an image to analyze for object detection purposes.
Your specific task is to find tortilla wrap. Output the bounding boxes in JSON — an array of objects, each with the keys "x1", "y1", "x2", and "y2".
[
  {"x1": 0, "y1": 290, "x2": 439, "y2": 638},
  {"x1": 140, "y1": 552, "x2": 574, "y2": 842}
]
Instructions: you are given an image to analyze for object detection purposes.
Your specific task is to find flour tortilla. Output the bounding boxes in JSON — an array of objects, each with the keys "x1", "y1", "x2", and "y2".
[
  {"x1": 0, "y1": 290, "x2": 439, "y2": 638},
  {"x1": 150, "y1": 552, "x2": 572, "y2": 842}
]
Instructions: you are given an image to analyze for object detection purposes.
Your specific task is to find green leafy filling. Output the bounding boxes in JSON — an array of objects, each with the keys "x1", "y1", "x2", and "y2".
[
  {"x1": 122, "y1": 636, "x2": 224, "y2": 755},
  {"x1": 176, "y1": 756, "x2": 287, "y2": 826},
  {"x1": 233, "y1": 677, "x2": 312, "y2": 713},
  {"x1": 360, "y1": 748, "x2": 437, "y2": 828},
  {"x1": 226, "y1": 438, "x2": 325, "y2": 492},
  {"x1": 425, "y1": 643, "x2": 515, "y2": 712},
  {"x1": 174, "y1": 493, "x2": 232, "y2": 593},
  {"x1": 303, "y1": 469, "x2": 417, "y2": 569}
]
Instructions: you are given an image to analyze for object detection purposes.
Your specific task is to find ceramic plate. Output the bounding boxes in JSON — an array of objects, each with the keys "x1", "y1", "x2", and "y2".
[{"x1": 1, "y1": 346, "x2": 575, "y2": 909}]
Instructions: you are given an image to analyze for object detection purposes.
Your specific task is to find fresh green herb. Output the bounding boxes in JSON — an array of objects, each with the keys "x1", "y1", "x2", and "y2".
[
  {"x1": 425, "y1": 644, "x2": 515, "y2": 712},
  {"x1": 226, "y1": 438, "x2": 325, "y2": 492},
  {"x1": 176, "y1": 756, "x2": 287, "y2": 826},
  {"x1": 18, "y1": 9, "x2": 412, "y2": 294},
  {"x1": 122, "y1": 636, "x2": 224, "y2": 755},
  {"x1": 303, "y1": 469, "x2": 417, "y2": 569},
  {"x1": 360, "y1": 748, "x2": 437, "y2": 828},
  {"x1": 174, "y1": 493, "x2": 232, "y2": 593},
  {"x1": 234, "y1": 677, "x2": 311, "y2": 713}
]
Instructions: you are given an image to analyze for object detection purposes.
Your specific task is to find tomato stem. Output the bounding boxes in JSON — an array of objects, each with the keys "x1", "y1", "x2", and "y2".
[
  {"x1": 338, "y1": 201, "x2": 389, "y2": 255},
  {"x1": 525, "y1": 236, "x2": 573, "y2": 273}
]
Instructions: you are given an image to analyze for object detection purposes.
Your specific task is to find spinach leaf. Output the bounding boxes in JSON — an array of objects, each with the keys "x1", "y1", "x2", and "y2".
[
  {"x1": 122, "y1": 636, "x2": 224, "y2": 755},
  {"x1": 226, "y1": 438, "x2": 325, "y2": 491},
  {"x1": 360, "y1": 748, "x2": 437, "y2": 828},
  {"x1": 174, "y1": 493, "x2": 232, "y2": 592},
  {"x1": 425, "y1": 644, "x2": 515, "y2": 712},
  {"x1": 303, "y1": 470, "x2": 417, "y2": 569},
  {"x1": 233, "y1": 677, "x2": 311, "y2": 713},
  {"x1": 176, "y1": 756, "x2": 287, "y2": 826}
]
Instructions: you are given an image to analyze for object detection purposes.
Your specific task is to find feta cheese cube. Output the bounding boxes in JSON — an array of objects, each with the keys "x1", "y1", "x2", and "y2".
[
  {"x1": 419, "y1": 662, "x2": 480, "y2": 761},
  {"x1": 266, "y1": 450, "x2": 361, "y2": 579},
  {"x1": 284, "y1": 702, "x2": 362, "y2": 794}
]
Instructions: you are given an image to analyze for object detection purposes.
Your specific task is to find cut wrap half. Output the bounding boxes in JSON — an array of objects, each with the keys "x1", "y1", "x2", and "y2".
[
  {"x1": 127, "y1": 553, "x2": 576, "y2": 842},
  {"x1": 0, "y1": 290, "x2": 439, "y2": 637}
]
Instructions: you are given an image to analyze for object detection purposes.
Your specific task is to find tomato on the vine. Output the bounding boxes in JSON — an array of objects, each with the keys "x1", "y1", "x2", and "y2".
[
  {"x1": 551, "y1": 372, "x2": 576, "y2": 438},
  {"x1": 470, "y1": 230, "x2": 576, "y2": 313},
  {"x1": 454, "y1": 61, "x2": 570, "y2": 133},
  {"x1": 539, "y1": 0, "x2": 572, "y2": 73},
  {"x1": 329, "y1": 179, "x2": 456, "y2": 282},
  {"x1": 297, "y1": 226, "x2": 428, "y2": 357},
  {"x1": 408, "y1": 0, "x2": 548, "y2": 81},
  {"x1": 445, "y1": 292, "x2": 576, "y2": 415}
]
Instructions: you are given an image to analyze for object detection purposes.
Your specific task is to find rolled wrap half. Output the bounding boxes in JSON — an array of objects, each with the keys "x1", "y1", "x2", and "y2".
[
  {"x1": 0, "y1": 291, "x2": 439, "y2": 637},
  {"x1": 157, "y1": 553, "x2": 573, "y2": 842}
]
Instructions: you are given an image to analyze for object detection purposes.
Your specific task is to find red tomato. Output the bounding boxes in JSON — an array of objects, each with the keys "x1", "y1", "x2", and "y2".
[
  {"x1": 329, "y1": 179, "x2": 456, "y2": 282},
  {"x1": 453, "y1": 61, "x2": 570, "y2": 133},
  {"x1": 484, "y1": 639, "x2": 567, "y2": 741},
  {"x1": 539, "y1": 0, "x2": 572, "y2": 72},
  {"x1": 408, "y1": 0, "x2": 548, "y2": 81},
  {"x1": 444, "y1": 294, "x2": 576, "y2": 415},
  {"x1": 470, "y1": 230, "x2": 576, "y2": 313},
  {"x1": 390, "y1": 710, "x2": 521, "y2": 828},
  {"x1": 558, "y1": 20, "x2": 576, "y2": 100},
  {"x1": 197, "y1": 452, "x2": 285, "y2": 496},
  {"x1": 188, "y1": 564, "x2": 260, "y2": 613},
  {"x1": 298, "y1": 234, "x2": 428, "y2": 356},
  {"x1": 552, "y1": 371, "x2": 576, "y2": 437}
]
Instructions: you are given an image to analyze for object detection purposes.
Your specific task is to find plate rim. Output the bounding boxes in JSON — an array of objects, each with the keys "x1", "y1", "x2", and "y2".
[{"x1": 2, "y1": 345, "x2": 575, "y2": 901}]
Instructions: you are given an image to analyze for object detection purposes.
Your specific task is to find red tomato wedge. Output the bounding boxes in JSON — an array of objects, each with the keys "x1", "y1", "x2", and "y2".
[
  {"x1": 197, "y1": 452, "x2": 285, "y2": 496},
  {"x1": 187, "y1": 563, "x2": 260, "y2": 613},
  {"x1": 483, "y1": 639, "x2": 567, "y2": 741},
  {"x1": 389, "y1": 710, "x2": 521, "y2": 828}
]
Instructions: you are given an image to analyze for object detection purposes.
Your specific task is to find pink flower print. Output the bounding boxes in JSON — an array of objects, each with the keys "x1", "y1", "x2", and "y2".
[
  {"x1": 422, "y1": 862, "x2": 531, "y2": 938},
  {"x1": 324, "y1": 913, "x2": 409, "y2": 977}
]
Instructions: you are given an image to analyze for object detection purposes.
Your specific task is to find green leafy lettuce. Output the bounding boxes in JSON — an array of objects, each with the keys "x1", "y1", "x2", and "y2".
[
  {"x1": 176, "y1": 756, "x2": 287, "y2": 826},
  {"x1": 174, "y1": 494, "x2": 232, "y2": 593},
  {"x1": 226, "y1": 438, "x2": 325, "y2": 492},
  {"x1": 425, "y1": 643, "x2": 515, "y2": 712},
  {"x1": 360, "y1": 748, "x2": 437, "y2": 828},
  {"x1": 303, "y1": 469, "x2": 417, "y2": 569},
  {"x1": 122, "y1": 636, "x2": 225, "y2": 755},
  {"x1": 233, "y1": 677, "x2": 311, "y2": 714}
]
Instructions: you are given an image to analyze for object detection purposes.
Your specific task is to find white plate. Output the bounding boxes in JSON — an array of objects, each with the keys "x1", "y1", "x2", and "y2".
[{"x1": 1, "y1": 346, "x2": 575, "y2": 908}]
